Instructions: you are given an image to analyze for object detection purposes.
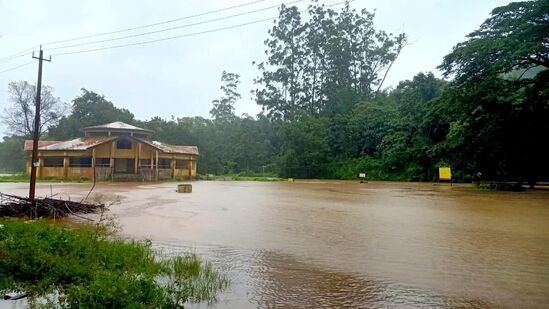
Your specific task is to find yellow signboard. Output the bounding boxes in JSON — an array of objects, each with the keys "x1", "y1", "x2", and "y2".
[{"x1": 439, "y1": 167, "x2": 452, "y2": 181}]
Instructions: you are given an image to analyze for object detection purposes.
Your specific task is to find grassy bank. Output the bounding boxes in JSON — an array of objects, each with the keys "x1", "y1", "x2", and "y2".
[
  {"x1": 0, "y1": 174, "x2": 91, "y2": 183},
  {"x1": 0, "y1": 174, "x2": 286, "y2": 183},
  {"x1": 0, "y1": 219, "x2": 227, "y2": 308},
  {"x1": 199, "y1": 174, "x2": 285, "y2": 182}
]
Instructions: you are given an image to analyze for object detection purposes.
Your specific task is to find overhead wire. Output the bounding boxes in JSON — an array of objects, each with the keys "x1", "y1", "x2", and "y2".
[
  {"x1": 0, "y1": 0, "x2": 355, "y2": 73},
  {"x1": 0, "y1": 60, "x2": 35, "y2": 74},
  {"x1": 46, "y1": 0, "x2": 305, "y2": 51},
  {"x1": 0, "y1": 45, "x2": 38, "y2": 64},
  {"x1": 51, "y1": 17, "x2": 275, "y2": 56},
  {"x1": 42, "y1": 0, "x2": 269, "y2": 46},
  {"x1": 1, "y1": 0, "x2": 270, "y2": 63},
  {"x1": 51, "y1": 0, "x2": 352, "y2": 57}
]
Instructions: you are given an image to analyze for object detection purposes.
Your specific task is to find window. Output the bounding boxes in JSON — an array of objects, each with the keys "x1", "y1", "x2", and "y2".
[
  {"x1": 176, "y1": 160, "x2": 188, "y2": 169},
  {"x1": 158, "y1": 158, "x2": 171, "y2": 169},
  {"x1": 95, "y1": 158, "x2": 110, "y2": 167},
  {"x1": 116, "y1": 138, "x2": 132, "y2": 149},
  {"x1": 43, "y1": 157, "x2": 64, "y2": 167},
  {"x1": 69, "y1": 157, "x2": 92, "y2": 167},
  {"x1": 112, "y1": 132, "x2": 130, "y2": 137},
  {"x1": 86, "y1": 131, "x2": 108, "y2": 137},
  {"x1": 139, "y1": 159, "x2": 151, "y2": 167}
]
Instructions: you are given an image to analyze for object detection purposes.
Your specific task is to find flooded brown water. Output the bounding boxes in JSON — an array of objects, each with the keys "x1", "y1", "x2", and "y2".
[{"x1": 1, "y1": 181, "x2": 548, "y2": 308}]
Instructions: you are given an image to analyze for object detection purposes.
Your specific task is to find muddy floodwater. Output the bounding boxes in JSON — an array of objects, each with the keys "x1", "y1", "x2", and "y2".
[{"x1": 1, "y1": 181, "x2": 549, "y2": 308}]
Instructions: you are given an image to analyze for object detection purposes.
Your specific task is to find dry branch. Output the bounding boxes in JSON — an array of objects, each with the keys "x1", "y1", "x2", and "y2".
[{"x1": 0, "y1": 192, "x2": 103, "y2": 218}]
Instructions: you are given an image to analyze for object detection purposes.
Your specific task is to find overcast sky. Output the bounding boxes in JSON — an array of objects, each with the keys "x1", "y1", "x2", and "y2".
[{"x1": 0, "y1": 0, "x2": 512, "y2": 136}]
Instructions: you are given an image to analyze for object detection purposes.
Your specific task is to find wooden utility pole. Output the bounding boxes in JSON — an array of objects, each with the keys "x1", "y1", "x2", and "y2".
[{"x1": 28, "y1": 46, "x2": 51, "y2": 200}]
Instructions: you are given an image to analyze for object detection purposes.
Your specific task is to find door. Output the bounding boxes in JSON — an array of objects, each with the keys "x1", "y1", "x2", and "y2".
[{"x1": 114, "y1": 159, "x2": 135, "y2": 173}]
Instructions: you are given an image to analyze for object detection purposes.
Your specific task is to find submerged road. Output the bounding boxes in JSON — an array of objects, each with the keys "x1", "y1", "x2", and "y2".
[{"x1": 1, "y1": 181, "x2": 548, "y2": 308}]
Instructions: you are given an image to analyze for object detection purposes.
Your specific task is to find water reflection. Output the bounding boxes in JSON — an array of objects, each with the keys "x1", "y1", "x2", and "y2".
[{"x1": 157, "y1": 242, "x2": 498, "y2": 308}]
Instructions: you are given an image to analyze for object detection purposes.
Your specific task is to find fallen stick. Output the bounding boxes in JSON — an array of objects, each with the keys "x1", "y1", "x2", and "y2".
[{"x1": 0, "y1": 192, "x2": 103, "y2": 218}]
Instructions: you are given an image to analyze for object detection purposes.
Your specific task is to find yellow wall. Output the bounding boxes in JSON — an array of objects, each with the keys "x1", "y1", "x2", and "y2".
[
  {"x1": 67, "y1": 151, "x2": 90, "y2": 157},
  {"x1": 94, "y1": 142, "x2": 112, "y2": 158},
  {"x1": 67, "y1": 167, "x2": 93, "y2": 178},
  {"x1": 140, "y1": 143, "x2": 156, "y2": 159},
  {"x1": 174, "y1": 169, "x2": 190, "y2": 177},
  {"x1": 25, "y1": 158, "x2": 31, "y2": 175},
  {"x1": 174, "y1": 159, "x2": 197, "y2": 178},
  {"x1": 25, "y1": 140, "x2": 198, "y2": 180},
  {"x1": 41, "y1": 167, "x2": 64, "y2": 178}
]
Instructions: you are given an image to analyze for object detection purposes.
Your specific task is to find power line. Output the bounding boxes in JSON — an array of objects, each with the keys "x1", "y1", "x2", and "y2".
[
  {"x1": 0, "y1": 60, "x2": 35, "y2": 74},
  {"x1": 0, "y1": 45, "x2": 38, "y2": 64},
  {"x1": 51, "y1": 0, "x2": 352, "y2": 57},
  {"x1": 1, "y1": 1, "x2": 271, "y2": 65},
  {"x1": 52, "y1": 17, "x2": 275, "y2": 56},
  {"x1": 47, "y1": 0, "x2": 305, "y2": 52},
  {"x1": 0, "y1": 53, "x2": 26, "y2": 65},
  {"x1": 43, "y1": 0, "x2": 269, "y2": 46},
  {"x1": 2, "y1": 1, "x2": 273, "y2": 62}
]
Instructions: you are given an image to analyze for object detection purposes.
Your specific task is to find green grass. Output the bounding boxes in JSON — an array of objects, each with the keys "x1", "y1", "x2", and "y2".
[
  {"x1": 0, "y1": 174, "x2": 91, "y2": 183},
  {"x1": 0, "y1": 219, "x2": 227, "y2": 308},
  {"x1": 198, "y1": 174, "x2": 285, "y2": 182},
  {"x1": 473, "y1": 181, "x2": 525, "y2": 191}
]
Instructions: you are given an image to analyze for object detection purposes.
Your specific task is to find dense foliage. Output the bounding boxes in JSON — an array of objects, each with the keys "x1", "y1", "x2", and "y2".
[
  {"x1": 253, "y1": 2, "x2": 406, "y2": 119},
  {"x1": 0, "y1": 136, "x2": 24, "y2": 172},
  {"x1": 0, "y1": 219, "x2": 227, "y2": 308},
  {"x1": 1, "y1": 0, "x2": 547, "y2": 183}
]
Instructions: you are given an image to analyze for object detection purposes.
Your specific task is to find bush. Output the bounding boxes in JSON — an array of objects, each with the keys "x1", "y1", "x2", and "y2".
[
  {"x1": 0, "y1": 220, "x2": 227, "y2": 308},
  {"x1": 325, "y1": 156, "x2": 402, "y2": 180},
  {"x1": 0, "y1": 175, "x2": 91, "y2": 183}
]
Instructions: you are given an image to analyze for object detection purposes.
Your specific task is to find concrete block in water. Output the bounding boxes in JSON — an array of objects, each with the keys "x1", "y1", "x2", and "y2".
[{"x1": 177, "y1": 184, "x2": 192, "y2": 193}]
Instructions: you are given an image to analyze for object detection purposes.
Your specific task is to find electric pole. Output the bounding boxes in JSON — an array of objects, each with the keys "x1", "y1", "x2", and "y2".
[{"x1": 28, "y1": 46, "x2": 51, "y2": 200}]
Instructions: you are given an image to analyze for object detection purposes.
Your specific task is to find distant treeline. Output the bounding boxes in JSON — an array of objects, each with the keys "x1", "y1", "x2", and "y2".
[{"x1": 1, "y1": 0, "x2": 547, "y2": 184}]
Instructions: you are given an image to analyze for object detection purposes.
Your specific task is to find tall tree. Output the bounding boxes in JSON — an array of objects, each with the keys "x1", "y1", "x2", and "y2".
[
  {"x1": 48, "y1": 89, "x2": 135, "y2": 139},
  {"x1": 440, "y1": 0, "x2": 549, "y2": 82},
  {"x1": 254, "y1": 1, "x2": 406, "y2": 119},
  {"x1": 210, "y1": 71, "x2": 240, "y2": 122},
  {"x1": 2, "y1": 81, "x2": 66, "y2": 137},
  {"x1": 253, "y1": 4, "x2": 306, "y2": 120},
  {"x1": 438, "y1": 0, "x2": 549, "y2": 184},
  {"x1": 375, "y1": 73, "x2": 447, "y2": 180}
]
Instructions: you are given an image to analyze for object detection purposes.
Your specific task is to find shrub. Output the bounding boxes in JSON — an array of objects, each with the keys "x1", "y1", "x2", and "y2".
[{"x1": 0, "y1": 219, "x2": 227, "y2": 308}]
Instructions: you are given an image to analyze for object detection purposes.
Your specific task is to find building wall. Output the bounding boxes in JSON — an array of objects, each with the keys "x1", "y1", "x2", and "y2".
[
  {"x1": 174, "y1": 168, "x2": 191, "y2": 178},
  {"x1": 25, "y1": 140, "x2": 198, "y2": 180},
  {"x1": 41, "y1": 167, "x2": 64, "y2": 178},
  {"x1": 94, "y1": 143, "x2": 112, "y2": 158},
  {"x1": 67, "y1": 167, "x2": 93, "y2": 178}
]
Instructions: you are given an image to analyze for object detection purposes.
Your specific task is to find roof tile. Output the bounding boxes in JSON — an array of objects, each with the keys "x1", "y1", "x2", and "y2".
[
  {"x1": 134, "y1": 138, "x2": 199, "y2": 155},
  {"x1": 24, "y1": 137, "x2": 115, "y2": 151},
  {"x1": 83, "y1": 121, "x2": 152, "y2": 132}
]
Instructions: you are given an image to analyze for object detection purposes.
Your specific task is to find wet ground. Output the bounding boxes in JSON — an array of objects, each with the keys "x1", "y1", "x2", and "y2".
[{"x1": 1, "y1": 181, "x2": 548, "y2": 308}]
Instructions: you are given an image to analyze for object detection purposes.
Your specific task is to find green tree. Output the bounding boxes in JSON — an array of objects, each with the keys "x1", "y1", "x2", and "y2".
[
  {"x1": 375, "y1": 73, "x2": 447, "y2": 180},
  {"x1": 349, "y1": 95, "x2": 397, "y2": 156},
  {"x1": 440, "y1": 0, "x2": 548, "y2": 82},
  {"x1": 254, "y1": 1, "x2": 406, "y2": 119},
  {"x1": 48, "y1": 89, "x2": 135, "y2": 139},
  {"x1": 0, "y1": 136, "x2": 25, "y2": 172},
  {"x1": 278, "y1": 115, "x2": 330, "y2": 178},
  {"x1": 2, "y1": 81, "x2": 67, "y2": 137},
  {"x1": 254, "y1": 4, "x2": 306, "y2": 120},
  {"x1": 210, "y1": 71, "x2": 240, "y2": 122},
  {"x1": 438, "y1": 0, "x2": 549, "y2": 184}
]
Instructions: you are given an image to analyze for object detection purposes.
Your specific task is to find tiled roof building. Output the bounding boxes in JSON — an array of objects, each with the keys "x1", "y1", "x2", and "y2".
[{"x1": 24, "y1": 122, "x2": 198, "y2": 181}]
